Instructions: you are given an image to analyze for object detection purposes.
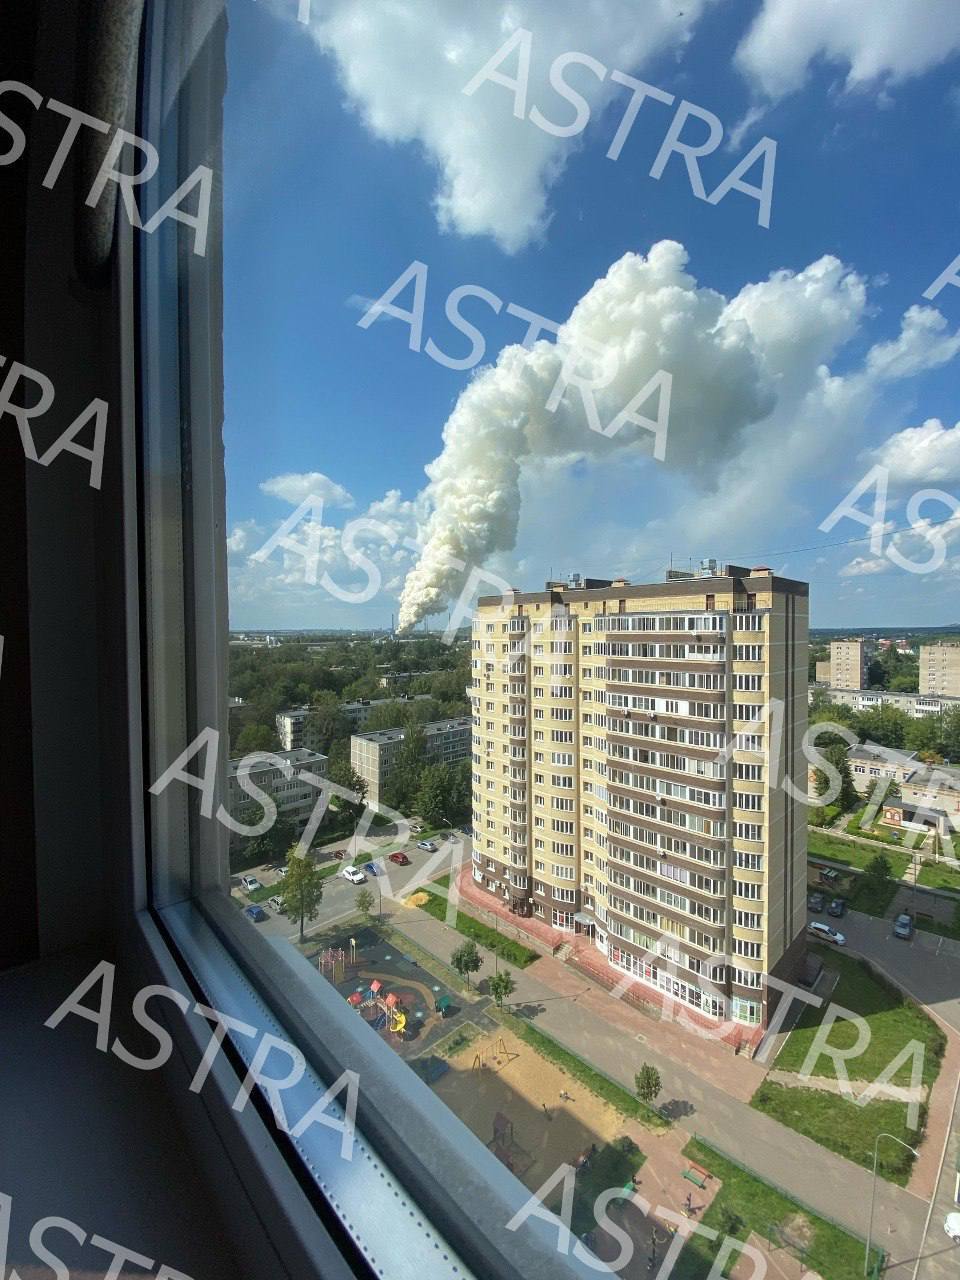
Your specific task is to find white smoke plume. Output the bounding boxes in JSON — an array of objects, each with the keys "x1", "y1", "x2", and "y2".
[{"x1": 397, "y1": 240, "x2": 781, "y2": 629}]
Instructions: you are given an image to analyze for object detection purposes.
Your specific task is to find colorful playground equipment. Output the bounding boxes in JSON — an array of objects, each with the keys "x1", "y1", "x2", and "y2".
[{"x1": 347, "y1": 978, "x2": 408, "y2": 1039}]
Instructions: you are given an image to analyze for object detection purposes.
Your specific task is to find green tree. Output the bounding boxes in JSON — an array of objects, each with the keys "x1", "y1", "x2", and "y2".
[
  {"x1": 905, "y1": 713, "x2": 944, "y2": 756},
  {"x1": 236, "y1": 796, "x2": 296, "y2": 870},
  {"x1": 863, "y1": 853, "x2": 893, "y2": 890},
  {"x1": 855, "y1": 706, "x2": 910, "y2": 750},
  {"x1": 416, "y1": 762, "x2": 453, "y2": 827},
  {"x1": 942, "y1": 707, "x2": 960, "y2": 762},
  {"x1": 820, "y1": 743, "x2": 857, "y2": 811},
  {"x1": 328, "y1": 758, "x2": 369, "y2": 815},
  {"x1": 450, "y1": 940, "x2": 482, "y2": 987},
  {"x1": 634, "y1": 1063, "x2": 662, "y2": 1105},
  {"x1": 280, "y1": 850, "x2": 325, "y2": 943},
  {"x1": 488, "y1": 969, "x2": 516, "y2": 1007},
  {"x1": 304, "y1": 691, "x2": 351, "y2": 754},
  {"x1": 355, "y1": 887, "x2": 375, "y2": 921},
  {"x1": 381, "y1": 726, "x2": 427, "y2": 813},
  {"x1": 234, "y1": 722, "x2": 279, "y2": 754}
]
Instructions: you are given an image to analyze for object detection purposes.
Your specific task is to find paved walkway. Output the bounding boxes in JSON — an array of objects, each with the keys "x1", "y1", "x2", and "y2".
[
  {"x1": 382, "y1": 901, "x2": 929, "y2": 1267},
  {"x1": 765, "y1": 1068, "x2": 926, "y2": 1104}
]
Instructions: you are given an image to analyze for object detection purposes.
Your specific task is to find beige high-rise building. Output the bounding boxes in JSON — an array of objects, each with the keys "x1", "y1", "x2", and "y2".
[
  {"x1": 920, "y1": 643, "x2": 960, "y2": 697},
  {"x1": 830, "y1": 639, "x2": 866, "y2": 690},
  {"x1": 468, "y1": 567, "x2": 809, "y2": 1034}
]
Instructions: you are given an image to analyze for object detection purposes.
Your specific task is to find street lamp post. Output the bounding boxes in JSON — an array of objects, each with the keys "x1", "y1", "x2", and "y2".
[{"x1": 864, "y1": 1132, "x2": 919, "y2": 1276}]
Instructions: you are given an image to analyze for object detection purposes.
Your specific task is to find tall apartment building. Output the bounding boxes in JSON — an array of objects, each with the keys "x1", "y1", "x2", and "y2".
[
  {"x1": 468, "y1": 568, "x2": 809, "y2": 1033},
  {"x1": 920, "y1": 643, "x2": 960, "y2": 697},
  {"x1": 226, "y1": 747, "x2": 328, "y2": 854},
  {"x1": 352, "y1": 717, "x2": 472, "y2": 809},
  {"x1": 829, "y1": 639, "x2": 866, "y2": 690}
]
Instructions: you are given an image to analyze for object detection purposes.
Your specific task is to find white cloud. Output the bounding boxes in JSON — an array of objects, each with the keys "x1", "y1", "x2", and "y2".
[
  {"x1": 302, "y1": 0, "x2": 711, "y2": 253},
  {"x1": 872, "y1": 419, "x2": 960, "y2": 488},
  {"x1": 260, "y1": 471, "x2": 356, "y2": 508},
  {"x1": 839, "y1": 556, "x2": 889, "y2": 578},
  {"x1": 865, "y1": 307, "x2": 960, "y2": 382},
  {"x1": 736, "y1": 0, "x2": 960, "y2": 100}
]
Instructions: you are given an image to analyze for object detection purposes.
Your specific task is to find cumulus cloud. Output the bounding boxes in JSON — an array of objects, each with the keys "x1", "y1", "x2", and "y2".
[
  {"x1": 260, "y1": 471, "x2": 355, "y2": 508},
  {"x1": 871, "y1": 419, "x2": 960, "y2": 488},
  {"x1": 302, "y1": 0, "x2": 711, "y2": 253},
  {"x1": 737, "y1": 0, "x2": 960, "y2": 100}
]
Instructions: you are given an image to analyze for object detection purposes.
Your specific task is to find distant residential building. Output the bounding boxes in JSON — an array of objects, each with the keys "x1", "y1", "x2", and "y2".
[
  {"x1": 812, "y1": 686, "x2": 959, "y2": 720},
  {"x1": 376, "y1": 670, "x2": 440, "y2": 688},
  {"x1": 830, "y1": 638, "x2": 867, "y2": 690},
  {"x1": 351, "y1": 717, "x2": 472, "y2": 809},
  {"x1": 226, "y1": 748, "x2": 328, "y2": 853},
  {"x1": 276, "y1": 694, "x2": 433, "y2": 750},
  {"x1": 920, "y1": 643, "x2": 960, "y2": 698},
  {"x1": 844, "y1": 744, "x2": 960, "y2": 838},
  {"x1": 814, "y1": 660, "x2": 831, "y2": 682}
]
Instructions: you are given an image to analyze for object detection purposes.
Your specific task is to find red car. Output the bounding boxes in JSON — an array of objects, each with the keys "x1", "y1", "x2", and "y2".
[{"x1": 388, "y1": 852, "x2": 411, "y2": 866}]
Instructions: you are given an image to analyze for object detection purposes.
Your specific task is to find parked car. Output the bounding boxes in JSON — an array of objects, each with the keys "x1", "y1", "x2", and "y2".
[
  {"x1": 944, "y1": 1212, "x2": 960, "y2": 1244},
  {"x1": 808, "y1": 921, "x2": 845, "y2": 945},
  {"x1": 818, "y1": 867, "x2": 840, "y2": 885},
  {"x1": 410, "y1": 823, "x2": 424, "y2": 833},
  {"x1": 893, "y1": 913, "x2": 914, "y2": 940},
  {"x1": 275, "y1": 865, "x2": 288, "y2": 879},
  {"x1": 244, "y1": 905, "x2": 268, "y2": 923},
  {"x1": 389, "y1": 851, "x2": 411, "y2": 866},
  {"x1": 827, "y1": 898, "x2": 846, "y2": 918},
  {"x1": 267, "y1": 895, "x2": 285, "y2": 913},
  {"x1": 807, "y1": 892, "x2": 825, "y2": 912},
  {"x1": 342, "y1": 866, "x2": 366, "y2": 884},
  {"x1": 364, "y1": 862, "x2": 381, "y2": 876},
  {"x1": 330, "y1": 849, "x2": 346, "y2": 860},
  {"x1": 240, "y1": 875, "x2": 262, "y2": 892},
  {"x1": 417, "y1": 840, "x2": 438, "y2": 852}
]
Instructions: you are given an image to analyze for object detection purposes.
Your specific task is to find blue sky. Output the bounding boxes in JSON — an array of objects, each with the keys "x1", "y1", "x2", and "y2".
[{"x1": 223, "y1": 0, "x2": 960, "y2": 630}]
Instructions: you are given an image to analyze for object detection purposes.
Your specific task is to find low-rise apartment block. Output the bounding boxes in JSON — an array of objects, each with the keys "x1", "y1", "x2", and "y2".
[
  {"x1": 845, "y1": 744, "x2": 960, "y2": 838},
  {"x1": 276, "y1": 694, "x2": 432, "y2": 750},
  {"x1": 226, "y1": 747, "x2": 328, "y2": 853},
  {"x1": 921, "y1": 643, "x2": 960, "y2": 698},
  {"x1": 351, "y1": 717, "x2": 472, "y2": 808},
  {"x1": 830, "y1": 638, "x2": 867, "y2": 690},
  {"x1": 468, "y1": 567, "x2": 809, "y2": 1034},
  {"x1": 812, "y1": 686, "x2": 960, "y2": 719}
]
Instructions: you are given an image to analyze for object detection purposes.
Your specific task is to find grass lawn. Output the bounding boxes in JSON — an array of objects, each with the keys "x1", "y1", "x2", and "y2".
[
  {"x1": 808, "y1": 829, "x2": 910, "y2": 878},
  {"x1": 847, "y1": 873, "x2": 900, "y2": 918},
  {"x1": 433, "y1": 873, "x2": 452, "y2": 889},
  {"x1": 773, "y1": 947, "x2": 944, "y2": 1085},
  {"x1": 492, "y1": 1007, "x2": 669, "y2": 1130},
  {"x1": 750, "y1": 1082, "x2": 924, "y2": 1185},
  {"x1": 431, "y1": 1020, "x2": 484, "y2": 1060},
  {"x1": 674, "y1": 1138, "x2": 881, "y2": 1280},
  {"x1": 914, "y1": 904, "x2": 960, "y2": 942},
  {"x1": 845, "y1": 807, "x2": 908, "y2": 846},
  {"x1": 414, "y1": 890, "x2": 540, "y2": 967},
  {"x1": 917, "y1": 862, "x2": 960, "y2": 892},
  {"x1": 570, "y1": 1137, "x2": 645, "y2": 1237}
]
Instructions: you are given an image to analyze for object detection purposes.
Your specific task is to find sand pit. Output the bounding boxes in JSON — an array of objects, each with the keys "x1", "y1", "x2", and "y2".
[
  {"x1": 404, "y1": 891, "x2": 430, "y2": 908},
  {"x1": 431, "y1": 1029, "x2": 633, "y2": 1193}
]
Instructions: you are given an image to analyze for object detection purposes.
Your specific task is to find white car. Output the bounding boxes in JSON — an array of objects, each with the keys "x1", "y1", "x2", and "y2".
[
  {"x1": 410, "y1": 823, "x2": 424, "y2": 833},
  {"x1": 275, "y1": 865, "x2": 289, "y2": 879},
  {"x1": 240, "y1": 875, "x2": 262, "y2": 892},
  {"x1": 945, "y1": 1213, "x2": 960, "y2": 1244},
  {"x1": 342, "y1": 866, "x2": 366, "y2": 884},
  {"x1": 417, "y1": 840, "x2": 438, "y2": 852},
  {"x1": 267, "y1": 896, "x2": 285, "y2": 913},
  {"x1": 808, "y1": 921, "x2": 845, "y2": 946}
]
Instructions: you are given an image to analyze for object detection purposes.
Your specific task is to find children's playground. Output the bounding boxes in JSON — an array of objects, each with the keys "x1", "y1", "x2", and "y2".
[
  {"x1": 315, "y1": 928, "x2": 468, "y2": 1060},
  {"x1": 430, "y1": 1027, "x2": 631, "y2": 1194}
]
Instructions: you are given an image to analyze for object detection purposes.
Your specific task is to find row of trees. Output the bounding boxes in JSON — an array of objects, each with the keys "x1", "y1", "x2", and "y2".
[{"x1": 810, "y1": 689, "x2": 960, "y2": 761}]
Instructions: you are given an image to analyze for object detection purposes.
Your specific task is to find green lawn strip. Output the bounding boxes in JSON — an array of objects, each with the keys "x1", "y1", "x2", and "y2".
[
  {"x1": 241, "y1": 882, "x2": 279, "y2": 903},
  {"x1": 750, "y1": 1081, "x2": 923, "y2": 1186},
  {"x1": 569, "y1": 1137, "x2": 645, "y2": 1238},
  {"x1": 845, "y1": 806, "x2": 908, "y2": 846},
  {"x1": 375, "y1": 921, "x2": 478, "y2": 998},
  {"x1": 773, "y1": 946, "x2": 944, "y2": 1085},
  {"x1": 916, "y1": 862, "x2": 960, "y2": 892},
  {"x1": 414, "y1": 889, "x2": 540, "y2": 967},
  {"x1": 432, "y1": 873, "x2": 452, "y2": 889},
  {"x1": 430, "y1": 1020, "x2": 485, "y2": 1060},
  {"x1": 808, "y1": 830, "x2": 910, "y2": 878},
  {"x1": 673, "y1": 1138, "x2": 880, "y2": 1280},
  {"x1": 490, "y1": 1006, "x2": 669, "y2": 1131},
  {"x1": 914, "y1": 904, "x2": 960, "y2": 942}
]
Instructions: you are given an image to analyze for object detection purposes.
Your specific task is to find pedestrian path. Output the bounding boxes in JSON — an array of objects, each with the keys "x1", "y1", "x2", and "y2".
[{"x1": 381, "y1": 902, "x2": 929, "y2": 1264}]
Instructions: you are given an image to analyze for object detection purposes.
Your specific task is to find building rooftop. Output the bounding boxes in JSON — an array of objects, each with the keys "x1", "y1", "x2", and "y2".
[
  {"x1": 227, "y1": 747, "x2": 327, "y2": 777},
  {"x1": 476, "y1": 566, "x2": 808, "y2": 608},
  {"x1": 353, "y1": 717, "x2": 472, "y2": 747}
]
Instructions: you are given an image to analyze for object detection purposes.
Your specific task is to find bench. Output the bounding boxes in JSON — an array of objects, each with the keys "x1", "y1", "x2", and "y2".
[{"x1": 682, "y1": 1165, "x2": 709, "y2": 1189}]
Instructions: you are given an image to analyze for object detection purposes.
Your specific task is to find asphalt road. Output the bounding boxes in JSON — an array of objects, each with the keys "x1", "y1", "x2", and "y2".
[{"x1": 231, "y1": 829, "x2": 471, "y2": 942}]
